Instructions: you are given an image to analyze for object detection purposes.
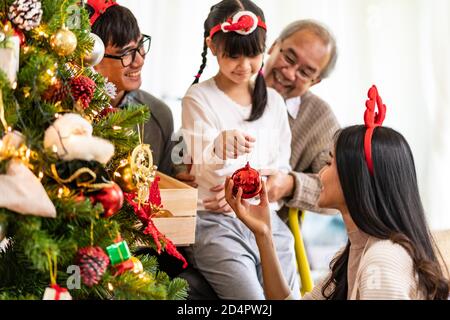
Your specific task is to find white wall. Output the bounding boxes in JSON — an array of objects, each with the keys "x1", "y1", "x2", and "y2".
[{"x1": 120, "y1": 0, "x2": 450, "y2": 229}]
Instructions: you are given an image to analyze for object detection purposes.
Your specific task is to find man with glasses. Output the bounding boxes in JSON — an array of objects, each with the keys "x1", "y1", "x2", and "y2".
[
  {"x1": 87, "y1": 0, "x2": 193, "y2": 279},
  {"x1": 261, "y1": 19, "x2": 340, "y2": 216},
  {"x1": 87, "y1": 0, "x2": 187, "y2": 179}
]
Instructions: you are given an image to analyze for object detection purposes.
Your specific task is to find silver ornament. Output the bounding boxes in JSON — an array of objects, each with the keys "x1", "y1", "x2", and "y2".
[
  {"x1": 84, "y1": 33, "x2": 105, "y2": 67},
  {"x1": 0, "y1": 219, "x2": 7, "y2": 242},
  {"x1": 104, "y1": 80, "x2": 117, "y2": 99}
]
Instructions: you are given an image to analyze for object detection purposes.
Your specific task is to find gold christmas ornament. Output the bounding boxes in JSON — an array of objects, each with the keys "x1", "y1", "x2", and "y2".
[
  {"x1": 50, "y1": 27, "x2": 77, "y2": 56},
  {"x1": 131, "y1": 257, "x2": 144, "y2": 274},
  {"x1": 113, "y1": 158, "x2": 137, "y2": 193},
  {"x1": 83, "y1": 33, "x2": 105, "y2": 67},
  {"x1": 130, "y1": 144, "x2": 156, "y2": 206}
]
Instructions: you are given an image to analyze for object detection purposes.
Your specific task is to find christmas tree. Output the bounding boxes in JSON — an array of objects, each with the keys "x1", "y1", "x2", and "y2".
[{"x1": 0, "y1": 0, "x2": 188, "y2": 300}]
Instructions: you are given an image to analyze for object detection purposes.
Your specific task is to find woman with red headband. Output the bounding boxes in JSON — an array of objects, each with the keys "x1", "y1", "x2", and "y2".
[
  {"x1": 181, "y1": 0, "x2": 300, "y2": 299},
  {"x1": 226, "y1": 85, "x2": 449, "y2": 299}
]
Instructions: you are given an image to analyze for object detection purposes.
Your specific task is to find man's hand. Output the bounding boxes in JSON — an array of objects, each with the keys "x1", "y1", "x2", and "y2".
[
  {"x1": 203, "y1": 183, "x2": 233, "y2": 214},
  {"x1": 259, "y1": 169, "x2": 294, "y2": 203},
  {"x1": 175, "y1": 171, "x2": 198, "y2": 188}
]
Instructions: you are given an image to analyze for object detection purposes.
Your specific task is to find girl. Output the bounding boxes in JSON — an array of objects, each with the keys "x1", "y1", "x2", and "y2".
[
  {"x1": 181, "y1": 0, "x2": 300, "y2": 299},
  {"x1": 226, "y1": 85, "x2": 450, "y2": 299}
]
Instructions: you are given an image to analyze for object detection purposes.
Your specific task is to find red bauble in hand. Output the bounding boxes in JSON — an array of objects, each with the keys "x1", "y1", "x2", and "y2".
[
  {"x1": 90, "y1": 183, "x2": 124, "y2": 217},
  {"x1": 231, "y1": 162, "x2": 262, "y2": 199}
]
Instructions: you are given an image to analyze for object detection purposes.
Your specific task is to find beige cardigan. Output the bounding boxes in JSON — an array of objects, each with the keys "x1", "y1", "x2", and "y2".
[{"x1": 292, "y1": 237, "x2": 423, "y2": 300}]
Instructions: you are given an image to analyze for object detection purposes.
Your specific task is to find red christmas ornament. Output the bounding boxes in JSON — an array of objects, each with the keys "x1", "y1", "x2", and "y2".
[
  {"x1": 13, "y1": 28, "x2": 26, "y2": 46},
  {"x1": 231, "y1": 162, "x2": 262, "y2": 199},
  {"x1": 76, "y1": 246, "x2": 110, "y2": 287},
  {"x1": 90, "y1": 183, "x2": 124, "y2": 217},
  {"x1": 70, "y1": 75, "x2": 96, "y2": 109}
]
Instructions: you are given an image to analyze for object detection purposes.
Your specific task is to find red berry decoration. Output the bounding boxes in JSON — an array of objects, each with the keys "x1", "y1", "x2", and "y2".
[
  {"x1": 231, "y1": 162, "x2": 262, "y2": 199},
  {"x1": 70, "y1": 75, "x2": 96, "y2": 109},
  {"x1": 76, "y1": 246, "x2": 110, "y2": 287},
  {"x1": 90, "y1": 183, "x2": 124, "y2": 218},
  {"x1": 98, "y1": 105, "x2": 119, "y2": 119}
]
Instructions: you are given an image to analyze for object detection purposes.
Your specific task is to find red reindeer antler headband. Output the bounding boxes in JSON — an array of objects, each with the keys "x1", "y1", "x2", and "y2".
[
  {"x1": 209, "y1": 11, "x2": 266, "y2": 39},
  {"x1": 364, "y1": 85, "x2": 387, "y2": 175},
  {"x1": 87, "y1": 0, "x2": 118, "y2": 26}
]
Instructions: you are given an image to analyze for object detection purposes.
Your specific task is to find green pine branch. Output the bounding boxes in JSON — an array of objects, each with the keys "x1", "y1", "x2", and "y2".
[{"x1": 0, "y1": 1, "x2": 189, "y2": 300}]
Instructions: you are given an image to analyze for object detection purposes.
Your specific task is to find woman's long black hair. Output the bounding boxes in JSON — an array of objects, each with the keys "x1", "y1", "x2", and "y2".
[
  {"x1": 322, "y1": 125, "x2": 449, "y2": 300},
  {"x1": 192, "y1": 0, "x2": 267, "y2": 122}
]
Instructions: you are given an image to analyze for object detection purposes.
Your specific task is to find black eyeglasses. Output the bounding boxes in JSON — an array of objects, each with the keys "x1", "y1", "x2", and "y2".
[
  {"x1": 279, "y1": 47, "x2": 319, "y2": 82},
  {"x1": 103, "y1": 34, "x2": 152, "y2": 67}
]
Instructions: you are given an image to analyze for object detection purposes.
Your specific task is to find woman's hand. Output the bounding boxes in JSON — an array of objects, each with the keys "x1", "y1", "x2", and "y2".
[
  {"x1": 214, "y1": 130, "x2": 255, "y2": 160},
  {"x1": 225, "y1": 176, "x2": 271, "y2": 237}
]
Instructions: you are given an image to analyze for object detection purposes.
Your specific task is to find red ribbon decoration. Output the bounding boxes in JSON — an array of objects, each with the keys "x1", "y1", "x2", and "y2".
[
  {"x1": 50, "y1": 284, "x2": 68, "y2": 300},
  {"x1": 364, "y1": 85, "x2": 387, "y2": 175},
  {"x1": 113, "y1": 259, "x2": 135, "y2": 276},
  {"x1": 124, "y1": 178, "x2": 188, "y2": 268}
]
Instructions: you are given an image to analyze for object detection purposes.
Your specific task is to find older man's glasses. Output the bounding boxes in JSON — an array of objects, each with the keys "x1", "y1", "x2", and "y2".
[
  {"x1": 104, "y1": 34, "x2": 152, "y2": 67},
  {"x1": 279, "y1": 48, "x2": 319, "y2": 82}
]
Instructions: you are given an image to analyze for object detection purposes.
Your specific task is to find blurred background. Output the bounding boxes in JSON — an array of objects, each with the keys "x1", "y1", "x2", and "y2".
[{"x1": 120, "y1": 0, "x2": 450, "y2": 276}]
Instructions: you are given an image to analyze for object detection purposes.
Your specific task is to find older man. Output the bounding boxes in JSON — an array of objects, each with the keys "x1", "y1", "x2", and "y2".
[
  {"x1": 87, "y1": 0, "x2": 193, "y2": 183},
  {"x1": 262, "y1": 19, "x2": 340, "y2": 215}
]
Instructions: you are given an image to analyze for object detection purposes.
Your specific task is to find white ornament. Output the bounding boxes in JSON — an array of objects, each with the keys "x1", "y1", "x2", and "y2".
[
  {"x1": 0, "y1": 35, "x2": 20, "y2": 86},
  {"x1": 43, "y1": 287, "x2": 72, "y2": 300},
  {"x1": 44, "y1": 113, "x2": 114, "y2": 164},
  {"x1": 104, "y1": 79, "x2": 117, "y2": 99},
  {"x1": 0, "y1": 159, "x2": 56, "y2": 218}
]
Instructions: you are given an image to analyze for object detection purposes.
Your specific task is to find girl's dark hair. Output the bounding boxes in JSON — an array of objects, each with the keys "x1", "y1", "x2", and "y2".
[
  {"x1": 88, "y1": 5, "x2": 141, "y2": 48},
  {"x1": 322, "y1": 125, "x2": 449, "y2": 300},
  {"x1": 192, "y1": 0, "x2": 267, "y2": 122}
]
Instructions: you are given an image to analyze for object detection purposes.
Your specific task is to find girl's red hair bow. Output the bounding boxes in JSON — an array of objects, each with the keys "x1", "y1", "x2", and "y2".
[{"x1": 209, "y1": 11, "x2": 266, "y2": 39}]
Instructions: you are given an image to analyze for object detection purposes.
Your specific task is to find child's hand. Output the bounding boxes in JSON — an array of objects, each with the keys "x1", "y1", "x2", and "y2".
[
  {"x1": 225, "y1": 176, "x2": 272, "y2": 237},
  {"x1": 213, "y1": 130, "x2": 255, "y2": 160}
]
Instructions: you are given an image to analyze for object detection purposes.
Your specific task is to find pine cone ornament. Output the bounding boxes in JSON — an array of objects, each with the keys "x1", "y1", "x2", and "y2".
[
  {"x1": 8, "y1": 0, "x2": 43, "y2": 31},
  {"x1": 42, "y1": 80, "x2": 69, "y2": 103},
  {"x1": 70, "y1": 76, "x2": 96, "y2": 109},
  {"x1": 76, "y1": 246, "x2": 110, "y2": 287}
]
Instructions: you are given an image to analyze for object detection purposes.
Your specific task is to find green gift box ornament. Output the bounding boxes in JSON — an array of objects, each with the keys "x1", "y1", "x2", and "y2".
[{"x1": 106, "y1": 241, "x2": 131, "y2": 266}]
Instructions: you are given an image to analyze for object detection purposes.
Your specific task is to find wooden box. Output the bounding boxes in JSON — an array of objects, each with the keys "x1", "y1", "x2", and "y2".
[{"x1": 152, "y1": 171, "x2": 197, "y2": 246}]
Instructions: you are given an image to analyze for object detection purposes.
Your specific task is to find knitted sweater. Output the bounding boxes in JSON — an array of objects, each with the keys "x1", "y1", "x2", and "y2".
[
  {"x1": 282, "y1": 91, "x2": 340, "y2": 215},
  {"x1": 300, "y1": 236, "x2": 423, "y2": 300}
]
